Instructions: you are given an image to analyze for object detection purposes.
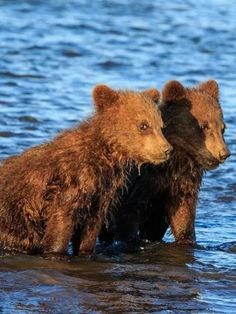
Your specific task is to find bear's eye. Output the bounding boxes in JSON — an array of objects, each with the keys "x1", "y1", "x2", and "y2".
[
  {"x1": 139, "y1": 122, "x2": 150, "y2": 132},
  {"x1": 199, "y1": 123, "x2": 209, "y2": 131}
]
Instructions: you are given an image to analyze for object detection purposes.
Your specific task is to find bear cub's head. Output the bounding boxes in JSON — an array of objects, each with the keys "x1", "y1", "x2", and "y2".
[
  {"x1": 93, "y1": 84, "x2": 172, "y2": 165},
  {"x1": 159, "y1": 80, "x2": 230, "y2": 170}
]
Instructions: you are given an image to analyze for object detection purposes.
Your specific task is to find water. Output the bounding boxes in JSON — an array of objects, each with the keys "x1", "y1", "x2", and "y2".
[{"x1": 0, "y1": 0, "x2": 235, "y2": 313}]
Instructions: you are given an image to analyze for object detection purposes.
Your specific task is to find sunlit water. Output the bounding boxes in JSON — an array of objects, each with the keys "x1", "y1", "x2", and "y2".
[{"x1": 0, "y1": 0, "x2": 235, "y2": 313}]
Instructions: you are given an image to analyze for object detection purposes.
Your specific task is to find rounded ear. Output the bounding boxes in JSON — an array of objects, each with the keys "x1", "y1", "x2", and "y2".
[
  {"x1": 93, "y1": 84, "x2": 119, "y2": 112},
  {"x1": 162, "y1": 80, "x2": 186, "y2": 103},
  {"x1": 198, "y1": 80, "x2": 219, "y2": 101},
  {"x1": 142, "y1": 88, "x2": 160, "y2": 103}
]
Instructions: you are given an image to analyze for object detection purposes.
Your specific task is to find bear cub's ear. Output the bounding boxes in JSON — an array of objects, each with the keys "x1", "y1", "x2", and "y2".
[
  {"x1": 198, "y1": 80, "x2": 219, "y2": 101},
  {"x1": 142, "y1": 89, "x2": 160, "y2": 103},
  {"x1": 162, "y1": 80, "x2": 186, "y2": 103},
  {"x1": 93, "y1": 84, "x2": 119, "y2": 112}
]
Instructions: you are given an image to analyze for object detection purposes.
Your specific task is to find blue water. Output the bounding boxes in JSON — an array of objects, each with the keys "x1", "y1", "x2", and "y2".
[{"x1": 0, "y1": 0, "x2": 235, "y2": 313}]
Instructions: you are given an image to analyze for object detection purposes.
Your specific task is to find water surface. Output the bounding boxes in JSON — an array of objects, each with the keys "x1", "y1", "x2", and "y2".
[{"x1": 0, "y1": 0, "x2": 235, "y2": 313}]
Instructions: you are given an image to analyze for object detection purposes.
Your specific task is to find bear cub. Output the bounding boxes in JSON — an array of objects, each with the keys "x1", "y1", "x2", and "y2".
[{"x1": 0, "y1": 84, "x2": 172, "y2": 257}]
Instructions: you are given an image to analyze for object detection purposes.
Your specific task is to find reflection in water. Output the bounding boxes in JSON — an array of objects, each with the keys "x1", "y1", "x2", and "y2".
[
  {"x1": 0, "y1": 247, "x2": 202, "y2": 313},
  {"x1": 1, "y1": 243, "x2": 236, "y2": 312},
  {"x1": 0, "y1": 0, "x2": 236, "y2": 313}
]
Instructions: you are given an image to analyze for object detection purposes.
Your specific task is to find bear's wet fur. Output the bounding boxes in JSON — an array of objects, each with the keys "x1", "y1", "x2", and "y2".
[
  {"x1": 0, "y1": 84, "x2": 172, "y2": 256},
  {"x1": 99, "y1": 80, "x2": 230, "y2": 246}
]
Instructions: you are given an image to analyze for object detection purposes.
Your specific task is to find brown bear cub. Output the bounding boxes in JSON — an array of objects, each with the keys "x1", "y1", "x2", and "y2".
[
  {"x1": 99, "y1": 80, "x2": 230, "y2": 246},
  {"x1": 0, "y1": 84, "x2": 172, "y2": 257}
]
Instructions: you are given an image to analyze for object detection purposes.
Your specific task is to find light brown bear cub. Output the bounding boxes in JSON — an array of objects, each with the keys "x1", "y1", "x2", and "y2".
[{"x1": 0, "y1": 84, "x2": 171, "y2": 257}]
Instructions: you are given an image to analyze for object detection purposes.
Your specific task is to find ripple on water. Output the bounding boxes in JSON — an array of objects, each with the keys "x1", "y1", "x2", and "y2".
[
  {"x1": 0, "y1": 71, "x2": 45, "y2": 79},
  {"x1": 0, "y1": 131, "x2": 15, "y2": 138},
  {"x1": 18, "y1": 115, "x2": 39, "y2": 123}
]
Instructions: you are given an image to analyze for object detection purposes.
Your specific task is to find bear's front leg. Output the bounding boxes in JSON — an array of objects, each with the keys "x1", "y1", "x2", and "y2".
[
  {"x1": 139, "y1": 206, "x2": 169, "y2": 243},
  {"x1": 98, "y1": 223, "x2": 116, "y2": 246},
  {"x1": 138, "y1": 194, "x2": 170, "y2": 243},
  {"x1": 77, "y1": 216, "x2": 103, "y2": 257},
  {"x1": 40, "y1": 209, "x2": 74, "y2": 256},
  {"x1": 168, "y1": 196, "x2": 197, "y2": 244}
]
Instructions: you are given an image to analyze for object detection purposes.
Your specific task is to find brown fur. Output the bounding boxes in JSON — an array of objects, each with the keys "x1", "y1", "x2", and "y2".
[
  {"x1": 99, "y1": 80, "x2": 230, "y2": 245},
  {"x1": 0, "y1": 84, "x2": 171, "y2": 256}
]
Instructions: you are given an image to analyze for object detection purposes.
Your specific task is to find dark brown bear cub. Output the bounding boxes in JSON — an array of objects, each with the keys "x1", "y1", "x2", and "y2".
[
  {"x1": 0, "y1": 84, "x2": 172, "y2": 256},
  {"x1": 99, "y1": 80, "x2": 230, "y2": 246}
]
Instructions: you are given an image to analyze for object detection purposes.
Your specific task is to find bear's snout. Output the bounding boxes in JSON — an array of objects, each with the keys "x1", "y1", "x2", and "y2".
[{"x1": 218, "y1": 148, "x2": 231, "y2": 162}]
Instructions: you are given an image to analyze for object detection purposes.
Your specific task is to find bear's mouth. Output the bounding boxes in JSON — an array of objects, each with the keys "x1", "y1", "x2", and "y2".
[
  {"x1": 143, "y1": 155, "x2": 170, "y2": 165},
  {"x1": 156, "y1": 152, "x2": 172, "y2": 164},
  {"x1": 199, "y1": 157, "x2": 220, "y2": 170}
]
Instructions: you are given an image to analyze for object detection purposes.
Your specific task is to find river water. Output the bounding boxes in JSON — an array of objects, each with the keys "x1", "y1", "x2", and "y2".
[{"x1": 0, "y1": 0, "x2": 235, "y2": 313}]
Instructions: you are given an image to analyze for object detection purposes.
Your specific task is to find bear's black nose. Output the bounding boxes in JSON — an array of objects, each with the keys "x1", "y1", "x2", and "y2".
[
  {"x1": 219, "y1": 149, "x2": 230, "y2": 161},
  {"x1": 164, "y1": 145, "x2": 173, "y2": 157}
]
